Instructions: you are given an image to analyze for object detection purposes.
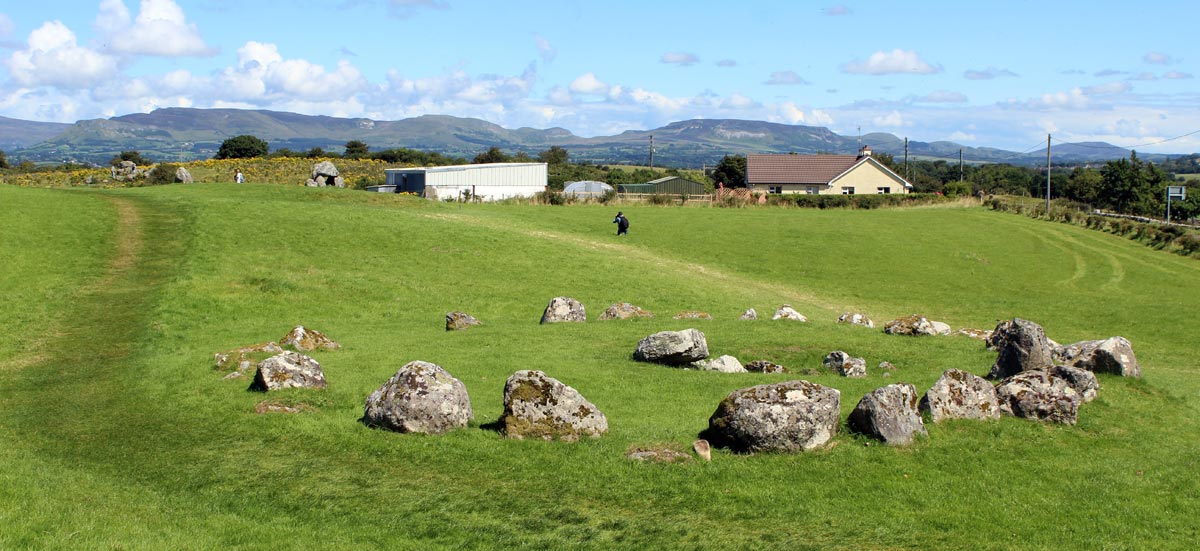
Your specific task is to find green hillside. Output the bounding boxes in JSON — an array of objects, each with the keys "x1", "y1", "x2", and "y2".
[{"x1": 1, "y1": 183, "x2": 1197, "y2": 549}]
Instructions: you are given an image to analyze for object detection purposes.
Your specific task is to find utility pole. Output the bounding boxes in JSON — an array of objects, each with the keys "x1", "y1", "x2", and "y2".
[
  {"x1": 904, "y1": 137, "x2": 909, "y2": 182},
  {"x1": 1046, "y1": 134, "x2": 1052, "y2": 212},
  {"x1": 649, "y1": 135, "x2": 655, "y2": 168},
  {"x1": 959, "y1": 149, "x2": 963, "y2": 183}
]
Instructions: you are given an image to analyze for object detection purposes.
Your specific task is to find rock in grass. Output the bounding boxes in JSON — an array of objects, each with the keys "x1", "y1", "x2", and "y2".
[
  {"x1": 249, "y1": 351, "x2": 327, "y2": 391},
  {"x1": 693, "y1": 439, "x2": 712, "y2": 461},
  {"x1": 771, "y1": 304, "x2": 807, "y2": 322},
  {"x1": 599, "y1": 302, "x2": 653, "y2": 320},
  {"x1": 673, "y1": 311, "x2": 713, "y2": 320},
  {"x1": 823, "y1": 351, "x2": 866, "y2": 378},
  {"x1": 501, "y1": 370, "x2": 607, "y2": 441},
  {"x1": 995, "y1": 370, "x2": 1081, "y2": 424},
  {"x1": 445, "y1": 311, "x2": 481, "y2": 331},
  {"x1": 988, "y1": 318, "x2": 1055, "y2": 379},
  {"x1": 633, "y1": 329, "x2": 709, "y2": 365},
  {"x1": 739, "y1": 308, "x2": 758, "y2": 321},
  {"x1": 691, "y1": 355, "x2": 747, "y2": 373},
  {"x1": 280, "y1": 325, "x2": 341, "y2": 352},
  {"x1": 884, "y1": 315, "x2": 942, "y2": 336},
  {"x1": 848, "y1": 384, "x2": 927, "y2": 446},
  {"x1": 837, "y1": 312, "x2": 875, "y2": 328},
  {"x1": 1057, "y1": 336, "x2": 1141, "y2": 378},
  {"x1": 745, "y1": 360, "x2": 788, "y2": 374},
  {"x1": 626, "y1": 446, "x2": 691, "y2": 463},
  {"x1": 214, "y1": 341, "x2": 283, "y2": 373},
  {"x1": 1049, "y1": 365, "x2": 1099, "y2": 403},
  {"x1": 363, "y1": 361, "x2": 473, "y2": 434},
  {"x1": 540, "y1": 296, "x2": 586, "y2": 324},
  {"x1": 702, "y1": 380, "x2": 840, "y2": 453},
  {"x1": 920, "y1": 369, "x2": 1000, "y2": 422}
]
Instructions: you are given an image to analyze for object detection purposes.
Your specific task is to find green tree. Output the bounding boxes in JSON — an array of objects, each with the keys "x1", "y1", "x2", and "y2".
[
  {"x1": 343, "y1": 140, "x2": 369, "y2": 159},
  {"x1": 214, "y1": 135, "x2": 269, "y2": 159},
  {"x1": 0, "y1": 149, "x2": 8, "y2": 169},
  {"x1": 1098, "y1": 151, "x2": 1167, "y2": 215},
  {"x1": 110, "y1": 150, "x2": 152, "y2": 166},
  {"x1": 538, "y1": 146, "x2": 569, "y2": 166},
  {"x1": 473, "y1": 146, "x2": 510, "y2": 164},
  {"x1": 711, "y1": 154, "x2": 746, "y2": 187},
  {"x1": 305, "y1": 147, "x2": 326, "y2": 159}
]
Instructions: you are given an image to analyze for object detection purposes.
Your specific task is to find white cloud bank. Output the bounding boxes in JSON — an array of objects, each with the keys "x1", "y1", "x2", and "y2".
[{"x1": 842, "y1": 49, "x2": 941, "y2": 75}]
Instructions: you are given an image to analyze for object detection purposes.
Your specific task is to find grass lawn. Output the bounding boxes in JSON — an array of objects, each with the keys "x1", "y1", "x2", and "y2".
[{"x1": 1, "y1": 183, "x2": 1197, "y2": 550}]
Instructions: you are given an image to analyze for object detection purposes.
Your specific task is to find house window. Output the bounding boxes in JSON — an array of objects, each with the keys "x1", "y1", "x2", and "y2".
[
  {"x1": 806, "y1": 186, "x2": 820, "y2": 194},
  {"x1": 877, "y1": 187, "x2": 891, "y2": 194},
  {"x1": 841, "y1": 187, "x2": 855, "y2": 195},
  {"x1": 768, "y1": 185, "x2": 783, "y2": 194}
]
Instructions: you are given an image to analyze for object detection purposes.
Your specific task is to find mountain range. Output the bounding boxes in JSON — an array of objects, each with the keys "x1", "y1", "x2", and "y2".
[{"x1": 0, "y1": 107, "x2": 1165, "y2": 167}]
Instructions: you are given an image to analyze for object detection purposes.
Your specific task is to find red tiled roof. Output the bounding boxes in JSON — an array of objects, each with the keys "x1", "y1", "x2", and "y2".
[{"x1": 746, "y1": 154, "x2": 860, "y2": 185}]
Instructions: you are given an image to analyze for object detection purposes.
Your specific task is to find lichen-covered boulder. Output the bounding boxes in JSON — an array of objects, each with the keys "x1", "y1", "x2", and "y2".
[
  {"x1": 848, "y1": 384, "x2": 927, "y2": 446},
  {"x1": 214, "y1": 341, "x2": 284, "y2": 373},
  {"x1": 691, "y1": 355, "x2": 747, "y2": 373},
  {"x1": 920, "y1": 369, "x2": 1000, "y2": 422},
  {"x1": 702, "y1": 380, "x2": 840, "y2": 453},
  {"x1": 445, "y1": 311, "x2": 481, "y2": 331},
  {"x1": 745, "y1": 360, "x2": 788, "y2": 374},
  {"x1": 633, "y1": 328, "x2": 709, "y2": 365},
  {"x1": 837, "y1": 312, "x2": 875, "y2": 328},
  {"x1": 988, "y1": 318, "x2": 1054, "y2": 379},
  {"x1": 995, "y1": 370, "x2": 1081, "y2": 424},
  {"x1": 673, "y1": 311, "x2": 713, "y2": 320},
  {"x1": 884, "y1": 315, "x2": 940, "y2": 336},
  {"x1": 500, "y1": 370, "x2": 607, "y2": 441},
  {"x1": 599, "y1": 302, "x2": 653, "y2": 320},
  {"x1": 1057, "y1": 337, "x2": 1141, "y2": 378},
  {"x1": 362, "y1": 361, "x2": 473, "y2": 434},
  {"x1": 739, "y1": 308, "x2": 758, "y2": 321},
  {"x1": 771, "y1": 304, "x2": 808, "y2": 322},
  {"x1": 823, "y1": 350, "x2": 866, "y2": 378},
  {"x1": 540, "y1": 296, "x2": 586, "y2": 324},
  {"x1": 249, "y1": 351, "x2": 327, "y2": 391},
  {"x1": 1049, "y1": 365, "x2": 1099, "y2": 403},
  {"x1": 279, "y1": 326, "x2": 341, "y2": 352}
]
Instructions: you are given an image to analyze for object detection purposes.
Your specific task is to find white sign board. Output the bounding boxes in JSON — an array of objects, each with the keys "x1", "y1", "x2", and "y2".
[{"x1": 1168, "y1": 186, "x2": 1186, "y2": 200}]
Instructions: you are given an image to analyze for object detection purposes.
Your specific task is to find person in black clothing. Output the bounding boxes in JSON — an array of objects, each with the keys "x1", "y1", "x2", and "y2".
[{"x1": 613, "y1": 211, "x2": 629, "y2": 236}]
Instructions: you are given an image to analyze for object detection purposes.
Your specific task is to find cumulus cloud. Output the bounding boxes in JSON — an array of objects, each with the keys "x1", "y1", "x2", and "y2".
[
  {"x1": 1144, "y1": 51, "x2": 1173, "y2": 65},
  {"x1": 918, "y1": 90, "x2": 968, "y2": 103},
  {"x1": 388, "y1": 0, "x2": 449, "y2": 18},
  {"x1": 209, "y1": 41, "x2": 370, "y2": 103},
  {"x1": 1164, "y1": 71, "x2": 1193, "y2": 80},
  {"x1": 661, "y1": 52, "x2": 699, "y2": 66},
  {"x1": 1094, "y1": 69, "x2": 1126, "y2": 77},
  {"x1": 720, "y1": 93, "x2": 760, "y2": 110},
  {"x1": 1008, "y1": 88, "x2": 1090, "y2": 110},
  {"x1": 97, "y1": 0, "x2": 214, "y2": 57},
  {"x1": 7, "y1": 21, "x2": 119, "y2": 88},
  {"x1": 842, "y1": 49, "x2": 940, "y2": 75},
  {"x1": 716, "y1": 59, "x2": 737, "y2": 67},
  {"x1": 873, "y1": 110, "x2": 905, "y2": 127},
  {"x1": 765, "y1": 71, "x2": 809, "y2": 85},
  {"x1": 569, "y1": 72, "x2": 609, "y2": 95},
  {"x1": 964, "y1": 67, "x2": 1017, "y2": 80},
  {"x1": 535, "y1": 33, "x2": 556, "y2": 63},
  {"x1": 0, "y1": 13, "x2": 14, "y2": 39}
]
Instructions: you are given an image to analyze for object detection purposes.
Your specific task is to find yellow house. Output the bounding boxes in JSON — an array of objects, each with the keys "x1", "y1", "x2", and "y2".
[{"x1": 746, "y1": 146, "x2": 912, "y2": 195}]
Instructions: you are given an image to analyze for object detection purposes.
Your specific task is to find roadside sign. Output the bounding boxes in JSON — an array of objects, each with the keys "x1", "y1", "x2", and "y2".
[{"x1": 1167, "y1": 186, "x2": 1186, "y2": 200}]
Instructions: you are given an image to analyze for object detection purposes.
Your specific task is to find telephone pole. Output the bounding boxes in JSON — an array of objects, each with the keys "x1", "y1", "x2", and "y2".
[
  {"x1": 1045, "y1": 134, "x2": 1052, "y2": 212},
  {"x1": 904, "y1": 137, "x2": 909, "y2": 182},
  {"x1": 649, "y1": 135, "x2": 655, "y2": 168},
  {"x1": 959, "y1": 149, "x2": 963, "y2": 183}
]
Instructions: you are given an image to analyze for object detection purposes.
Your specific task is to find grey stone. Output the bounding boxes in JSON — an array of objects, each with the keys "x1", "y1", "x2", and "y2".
[
  {"x1": 175, "y1": 166, "x2": 193, "y2": 183},
  {"x1": 249, "y1": 351, "x2": 327, "y2": 391},
  {"x1": 691, "y1": 355, "x2": 747, "y2": 373},
  {"x1": 848, "y1": 384, "x2": 928, "y2": 446},
  {"x1": 823, "y1": 350, "x2": 867, "y2": 378},
  {"x1": 540, "y1": 296, "x2": 586, "y2": 324},
  {"x1": 739, "y1": 308, "x2": 758, "y2": 321},
  {"x1": 673, "y1": 311, "x2": 713, "y2": 320},
  {"x1": 500, "y1": 370, "x2": 607, "y2": 441},
  {"x1": 445, "y1": 311, "x2": 481, "y2": 331},
  {"x1": 884, "y1": 315, "x2": 940, "y2": 336},
  {"x1": 930, "y1": 320, "x2": 952, "y2": 336},
  {"x1": 771, "y1": 304, "x2": 808, "y2": 322},
  {"x1": 878, "y1": 361, "x2": 897, "y2": 371},
  {"x1": 599, "y1": 302, "x2": 653, "y2": 320},
  {"x1": 312, "y1": 160, "x2": 340, "y2": 179},
  {"x1": 920, "y1": 369, "x2": 1001, "y2": 422},
  {"x1": 1049, "y1": 365, "x2": 1099, "y2": 403},
  {"x1": 279, "y1": 325, "x2": 341, "y2": 352},
  {"x1": 214, "y1": 341, "x2": 284, "y2": 373},
  {"x1": 745, "y1": 360, "x2": 788, "y2": 374},
  {"x1": 837, "y1": 312, "x2": 875, "y2": 328},
  {"x1": 1057, "y1": 337, "x2": 1141, "y2": 378},
  {"x1": 703, "y1": 380, "x2": 840, "y2": 453},
  {"x1": 363, "y1": 361, "x2": 473, "y2": 434},
  {"x1": 633, "y1": 328, "x2": 709, "y2": 365},
  {"x1": 988, "y1": 318, "x2": 1055, "y2": 379},
  {"x1": 995, "y1": 370, "x2": 1081, "y2": 424},
  {"x1": 626, "y1": 447, "x2": 691, "y2": 463}
]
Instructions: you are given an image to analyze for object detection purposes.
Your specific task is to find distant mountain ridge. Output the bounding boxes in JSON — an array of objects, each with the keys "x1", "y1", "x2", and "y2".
[{"x1": 0, "y1": 107, "x2": 1165, "y2": 167}]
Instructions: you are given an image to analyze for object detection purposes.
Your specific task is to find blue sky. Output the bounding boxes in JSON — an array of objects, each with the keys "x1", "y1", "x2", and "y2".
[{"x1": 1, "y1": 0, "x2": 1198, "y2": 152}]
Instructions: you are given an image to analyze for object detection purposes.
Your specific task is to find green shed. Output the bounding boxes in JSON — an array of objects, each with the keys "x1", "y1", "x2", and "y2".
[{"x1": 645, "y1": 176, "x2": 707, "y2": 195}]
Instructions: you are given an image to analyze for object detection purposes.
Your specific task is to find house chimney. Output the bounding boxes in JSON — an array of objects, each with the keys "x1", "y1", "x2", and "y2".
[{"x1": 858, "y1": 145, "x2": 872, "y2": 158}]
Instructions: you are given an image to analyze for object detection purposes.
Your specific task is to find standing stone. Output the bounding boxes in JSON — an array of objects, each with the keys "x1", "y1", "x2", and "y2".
[
  {"x1": 500, "y1": 370, "x2": 607, "y2": 441},
  {"x1": 837, "y1": 312, "x2": 875, "y2": 328},
  {"x1": 823, "y1": 351, "x2": 867, "y2": 378},
  {"x1": 920, "y1": 369, "x2": 1001, "y2": 422},
  {"x1": 995, "y1": 370, "x2": 1081, "y2": 424},
  {"x1": 988, "y1": 318, "x2": 1054, "y2": 379},
  {"x1": 739, "y1": 308, "x2": 758, "y2": 321},
  {"x1": 848, "y1": 384, "x2": 927, "y2": 446},
  {"x1": 884, "y1": 315, "x2": 939, "y2": 336},
  {"x1": 308, "y1": 161, "x2": 344, "y2": 188},
  {"x1": 249, "y1": 351, "x2": 327, "y2": 391},
  {"x1": 175, "y1": 166, "x2": 193, "y2": 184},
  {"x1": 745, "y1": 360, "x2": 788, "y2": 374},
  {"x1": 445, "y1": 311, "x2": 481, "y2": 331},
  {"x1": 1049, "y1": 365, "x2": 1099, "y2": 403},
  {"x1": 1057, "y1": 337, "x2": 1141, "y2": 378},
  {"x1": 771, "y1": 304, "x2": 808, "y2": 322},
  {"x1": 691, "y1": 355, "x2": 747, "y2": 373},
  {"x1": 540, "y1": 296, "x2": 586, "y2": 324},
  {"x1": 362, "y1": 361, "x2": 473, "y2": 434},
  {"x1": 599, "y1": 302, "x2": 653, "y2": 320},
  {"x1": 280, "y1": 325, "x2": 341, "y2": 352},
  {"x1": 633, "y1": 329, "x2": 709, "y2": 365},
  {"x1": 703, "y1": 380, "x2": 840, "y2": 453}
]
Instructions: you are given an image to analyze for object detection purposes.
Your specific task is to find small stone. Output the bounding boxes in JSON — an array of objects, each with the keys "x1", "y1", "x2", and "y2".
[
  {"x1": 249, "y1": 351, "x2": 327, "y2": 391},
  {"x1": 744, "y1": 360, "x2": 788, "y2": 374},
  {"x1": 633, "y1": 329, "x2": 709, "y2": 365},
  {"x1": 673, "y1": 311, "x2": 713, "y2": 320},
  {"x1": 445, "y1": 311, "x2": 481, "y2": 331},
  {"x1": 995, "y1": 370, "x2": 1081, "y2": 424},
  {"x1": 599, "y1": 302, "x2": 653, "y2": 320},
  {"x1": 1049, "y1": 365, "x2": 1099, "y2": 403},
  {"x1": 739, "y1": 308, "x2": 758, "y2": 321},
  {"x1": 540, "y1": 296, "x2": 586, "y2": 324},
  {"x1": 771, "y1": 304, "x2": 808, "y2": 322},
  {"x1": 837, "y1": 312, "x2": 875, "y2": 328},
  {"x1": 280, "y1": 326, "x2": 340, "y2": 352},
  {"x1": 693, "y1": 439, "x2": 712, "y2": 462},
  {"x1": 823, "y1": 351, "x2": 867, "y2": 378},
  {"x1": 691, "y1": 355, "x2": 747, "y2": 373}
]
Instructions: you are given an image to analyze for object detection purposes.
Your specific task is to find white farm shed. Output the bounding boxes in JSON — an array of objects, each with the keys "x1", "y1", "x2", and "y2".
[{"x1": 384, "y1": 162, "x2": 547, "y2": 201}]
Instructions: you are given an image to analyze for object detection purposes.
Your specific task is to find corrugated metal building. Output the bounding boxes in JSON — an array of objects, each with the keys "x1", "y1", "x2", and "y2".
[
  {"x1": 384, "y1": 162, "x2": 547, "y2": 201},
  {"x1": 617, "y1": 176, "x2": 707, "y2": 195}
]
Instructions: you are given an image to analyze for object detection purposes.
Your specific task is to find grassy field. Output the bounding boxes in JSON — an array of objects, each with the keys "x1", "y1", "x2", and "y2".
[{"x1": 1, "y1": 183, "x2": 1197, "y2": 550}]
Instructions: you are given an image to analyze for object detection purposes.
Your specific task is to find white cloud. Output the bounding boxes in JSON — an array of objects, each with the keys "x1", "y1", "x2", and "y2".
[
  {"x1": 1144, "y1": 51, "x2": 1173, "y2": 65},
  {"x1": 964, "y1": 67, "x2": 1017, "y2": 80},
  {"x1": 1164, "y1": 71, "x2": 1193, "y2": 80},
  {"x1": 873, "y1": 110, "x2": 905, "y2": 127},
  {"x1": 661, "y1": 52, "x2": 699, "y2": 66},
  {"x1": 720, "y1": 93, "x2": 759, "y2": 110},
  {"x1": 765, "y1": 71, "x2": 809, "y2": 85},
  {"x1": 569, "y1": 72, "x2": 609, "y2": 95},
  {"x1": 1009, "y1": 87, "x2": 1090, "y2": 110},
  {"x1": 1131, "y1": 72, "x2": 1158, "y2": 81},
  {"x1": 535, "y1": 33, "x2": 555, "y2": 63},
  {"x1": 918, "y1": 90, "x2": 967, "y2": 103},
  {"x1": 1082, "y1": 81, "x2": 1130, "y2": 95},
  {"x1": 842, "y1": 49, "x2": 940, "y2": 75},
  {"x1": 6, "y1": 21, "x2": 119, "y2": 88},
  {"x1": 98, "y1": 0, "x2": 214, "y2": 57},
  {"x1": 777, "y1": 102, "x2": 806, "y2": 124},
  {"x1": 948, "y1": 131, "x2": 976, "y2": 142},
  {"x1": 546, "y1": 86, "x2": 572, "y2": 105},
  {"x1": 0, "y1": 13, "x2": 14, "y2": 38}
]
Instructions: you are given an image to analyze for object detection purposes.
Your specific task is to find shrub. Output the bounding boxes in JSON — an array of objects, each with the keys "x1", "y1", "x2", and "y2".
[
  {"x1": 648, "y1": 193, "x2": 673, "y2": 205},
  {"x1": 143, "y1": 163, "x2": 180, "y2": 186}
]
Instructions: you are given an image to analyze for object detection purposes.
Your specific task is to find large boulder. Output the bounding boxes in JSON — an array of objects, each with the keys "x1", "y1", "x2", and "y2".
[
  {"x1": 988, "y1": 318, "x2": 1054, "y2": 379},
  {"x1": 837, "y1": 312, "x2": 875, "y2": 328},
  {"x1": 884, "y1": 315, "x2": 940, "y2": 336},
  {"x1": 994, "y1": 370, "x2": 1081, "y2": 424},
  {"x1": 702, "y1": 380, "x2": 840, "y2": 453},
  {"x1": 175, "y1": 166, "x2": 193, "y2": 184},
  {"x1": 691, "y1": 355, "x2": 747, "y2": 373},
  {"x1": 633, "y1": 329, "x2": 709, "y2": 365},
  {"x1": 848, "y1": 384, "x2": 927, "y2": 446},
  {"x1": 1057, "y1": 337, "x2": 1141, "y2": 378},
  {"x1": 1049, "y1": 365, "x2": 1099, "y2": 403},
  {"x1": 920, "y1": 369, "x2": 1001, "y2": 422},
  {"x1": 362, "y1": 361, "x2": 473, "y2": 434},
  {"x1": 500, "y1": 370, "x2": 607, "y2": 441},
  {"x1": 771, "y1": 304, "x2": 808, "y2": 322},
  {"x1": 599, "y1": 302, "x2": 653, "y2": 320},
  {"x1": 307, "y1": 161, "x2": 345, "y2": 188},
  {"x1": 249, "y1": 351, "x2": 327, "y2": 391},
  {"x1": 540, "y1": 296, "x2": 586, "y2": 324},
  {"x1": 445, "y1": 311, "x2": 481, "y2": 331},
  {"x1": 280, "y1": 325, "x2": 341, "y2": 352},
  {"x1": 823, "y1": 351, "x2": 866, "y2": 378}
]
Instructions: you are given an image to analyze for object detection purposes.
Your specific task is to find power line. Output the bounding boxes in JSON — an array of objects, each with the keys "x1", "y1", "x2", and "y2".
[{"x1": 1049, "y1": 128, "x2": 1200, "y2": 150}]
